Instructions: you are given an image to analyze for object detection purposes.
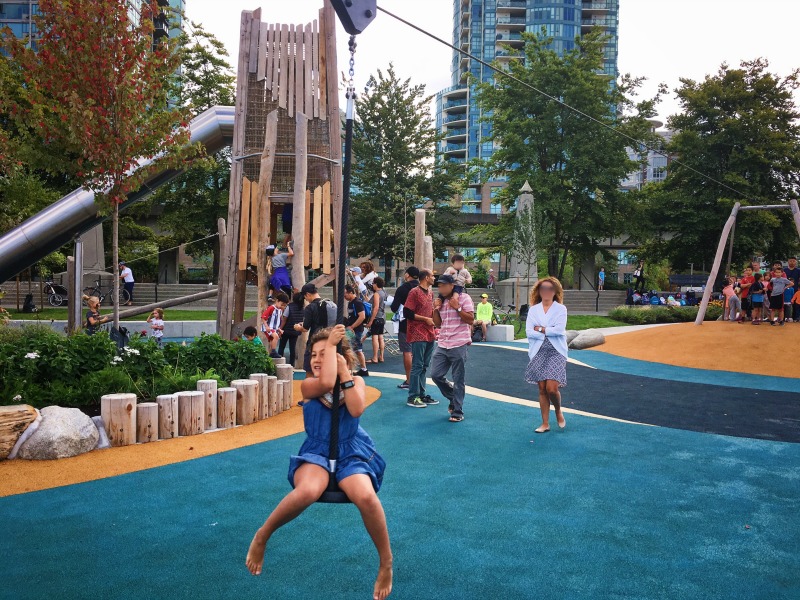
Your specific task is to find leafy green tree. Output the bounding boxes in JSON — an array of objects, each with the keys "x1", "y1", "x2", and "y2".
[
  {"x1": 637, "y1": 59, "x2": 800, "y2": 270},
  {"x1": 140, "y1": 22, "x2": 236, "y2": 279},
  {"x1": 3, "y1": 0, "x2": 194, "y2": 327},
  {"x1": 348, "y1": 65, "x2": 462, "y2": 278},
  {"x1": 474, "y1": 29, "x2": 661, "y2": 280}
]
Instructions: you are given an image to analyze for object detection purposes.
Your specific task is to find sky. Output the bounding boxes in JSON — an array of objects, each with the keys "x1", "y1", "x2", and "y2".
[{"x1": 185, "y1": 0, "x2": 800, "y2": 128}]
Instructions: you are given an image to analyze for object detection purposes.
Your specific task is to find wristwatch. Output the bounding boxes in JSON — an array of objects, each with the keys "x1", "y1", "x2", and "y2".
[
  {"x1": 456, "y1": 307, "x2": 462, "y2": 312},
  {"x1": 341, "y1": 379, "x2": 355, "y2": 390}
]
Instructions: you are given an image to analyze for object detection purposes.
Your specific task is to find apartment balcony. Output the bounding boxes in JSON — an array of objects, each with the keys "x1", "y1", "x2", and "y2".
[
  {"x1": 153, "y1": 13, "x2": 169, "y2": 39},
  {"x1": 496, "y1": 0, "x2": 526, "y2": 13},
  {"x1": 444, "y1": 143, "x2": 467, "y2": 155},
  {"x1": 458, "y1": 212, "x2": 500, "y2": 225},
  {"x1": 444, "y1": 113, "x2": 468, "y2": 126},
  {"x1": 496, "y1": 16, "x2": 526, "y2": 29},
  {"x1": 496, "y1": 32, "x2": 525, "y2": 47},
  {"x1": 581, "y1": 16, "x2": 617, "y2": 27},
  {"x1": 444, "y1": 98, "x2": 468, "y2": 109},
  {"x1": 582, "y1": 1, "x2": 615, "y2": 13},
  {"x1": 495, "y1": 49, "x2": 523, "y2": 62},
  {"x1": 444, "y1": 128, "x2": 468, "y2": 141}
]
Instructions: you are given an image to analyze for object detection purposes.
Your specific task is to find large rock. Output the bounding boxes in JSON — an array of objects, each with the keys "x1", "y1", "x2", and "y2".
[
  {"x1": 18, "y1": 406, "x2": 99, "y2": 460},
  {"x1": 0, "y1": 404, "x2": 38, "y2": 460},
  {"x1": 569, "y1": 329, "x2": 606, "y2": 350},
  {"x1": 566, "y1": 330, "x2": 580, "y2": 345}
]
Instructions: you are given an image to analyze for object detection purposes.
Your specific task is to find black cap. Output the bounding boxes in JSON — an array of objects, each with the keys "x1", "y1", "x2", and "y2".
[
  {"x1": 301, "y1": 283, "x2": 317, "y2": 295},
  {"x1": 405, "y1": 266, "x2": 420, "y2": 278},
  {"x1": 438, "y1": 274, "x2": 456, "y2": 284}
]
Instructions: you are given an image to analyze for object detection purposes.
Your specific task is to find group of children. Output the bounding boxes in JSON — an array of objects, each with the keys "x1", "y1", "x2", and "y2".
[{"x1": 722, "y1": 258, "x2": 800, "y2": 325}]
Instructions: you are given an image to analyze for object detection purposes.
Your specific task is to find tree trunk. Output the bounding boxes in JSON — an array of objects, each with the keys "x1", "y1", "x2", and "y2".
[
  {"x1": 212, "y1": 237, "x2": 221, "y2": 283},
  {"x1": 384, "y1": 254, "x2": 392, "y2": 281},
  {"x1": 112, "y1": 202, "x2": 120, "y2": 329}
]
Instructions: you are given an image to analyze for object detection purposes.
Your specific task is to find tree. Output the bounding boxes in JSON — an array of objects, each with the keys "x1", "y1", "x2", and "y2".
[
  {"x1": 636, "y1": 59, "x2": 800, "y2": 270},
  {"x1": 474, "y1": 29, "x2": 661, "y2": 280},
  {"x1": 3, "y1": 0, "x2": 194, "y2": 327},
  {"x1": 512, "y1": 203, "x2": 538, "y2": 284},
  {"x1": 348, "y1": 65, "x2": 461, "y2": 278},
  {"x1": 141, "y1": 22, "x2": 236, "y2": 280}
]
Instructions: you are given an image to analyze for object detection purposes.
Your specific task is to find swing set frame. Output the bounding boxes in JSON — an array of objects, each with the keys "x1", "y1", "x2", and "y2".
[{"x1": 694, "y1": 199, "x2": 800, "y2": 324}]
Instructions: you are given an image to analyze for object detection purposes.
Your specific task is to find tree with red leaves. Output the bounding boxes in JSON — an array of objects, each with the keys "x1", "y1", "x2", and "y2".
[{"x1": 3, "y1": 0, "x2": 196, "y2": 327}]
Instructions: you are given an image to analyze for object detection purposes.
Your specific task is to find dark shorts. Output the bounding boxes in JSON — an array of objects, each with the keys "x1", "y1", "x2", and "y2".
[
  {"x1": 398, "y1": 330, "x2": 411, "y2": 353},
  {"x1": 370, "y1": 318, "x2": 385, "y2": 335},
  {"x1": 769, "y1": 294, "x2": 784, "y2": 309},
  {"x1": 303, "y1": 348, "x2": 312, "y2": 373}
]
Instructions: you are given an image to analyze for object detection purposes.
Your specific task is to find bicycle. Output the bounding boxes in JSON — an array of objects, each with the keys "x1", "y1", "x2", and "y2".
[
  {"x1": 494, "y1": 304, "x2": 516, "y2": 325},
  {"x1": 43, "y1": 279, "x2": 69, "y2": 307},
  {"x1": 81, "y1": 279, "x2": 130, "y2": 306}
]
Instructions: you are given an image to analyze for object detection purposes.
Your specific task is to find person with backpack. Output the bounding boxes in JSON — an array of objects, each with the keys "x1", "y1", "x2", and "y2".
[
  {"x1": 344, "y1": 285, "x2": 369, "y2": 377},
  {"x1": 279, "y1": 292, "x2": 306, "y2": 366},
  {"x1": 389, "y1": 266, "x2": 420, "y2": 390},
  {"x1": 295, "y1": 283, "x2": 339, "y2": 374}
]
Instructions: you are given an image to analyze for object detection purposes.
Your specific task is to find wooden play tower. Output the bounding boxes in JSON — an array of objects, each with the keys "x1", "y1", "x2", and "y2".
[{"x1": 216, "y1": 2, "x2": 343, "y2": 339}]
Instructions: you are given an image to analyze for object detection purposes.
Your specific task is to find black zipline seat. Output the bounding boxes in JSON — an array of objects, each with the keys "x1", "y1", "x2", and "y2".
[{"x1": 329, "y1": 0, "x2": 377, "y2": 34}]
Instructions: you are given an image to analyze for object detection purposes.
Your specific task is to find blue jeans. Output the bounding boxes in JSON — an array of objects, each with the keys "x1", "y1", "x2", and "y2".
[
  {"x1": 430, "y1": 345, "x2": 468, "y2": 416},
  {"x1": 409, "y1": 341, "x2": 435, "y2": 400}
]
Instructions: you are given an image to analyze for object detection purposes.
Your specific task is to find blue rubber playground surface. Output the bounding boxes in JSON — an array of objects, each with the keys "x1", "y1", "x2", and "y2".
[{"x1": 2, "y1": 344, "x2": 799, "y2": 599}]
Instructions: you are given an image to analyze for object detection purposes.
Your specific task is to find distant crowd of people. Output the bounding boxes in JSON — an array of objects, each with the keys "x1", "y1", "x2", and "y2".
[{"x1": 722, "y1": 257, "x2": 800, "y2": 325}]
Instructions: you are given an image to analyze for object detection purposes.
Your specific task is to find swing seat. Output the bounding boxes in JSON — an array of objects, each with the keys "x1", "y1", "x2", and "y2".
[{"x1": 317, "y1": 471, "x2": 351, "y2": 504}]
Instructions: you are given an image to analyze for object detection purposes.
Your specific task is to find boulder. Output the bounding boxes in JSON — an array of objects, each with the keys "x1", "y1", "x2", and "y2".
[
  {"x1": 566, "y1": 330, "x2": 580, "y2": 345},
  {"x1": 569, "y1": 329, "x2": 606, "y2": 350},
  {"x1": 0, "y1": 404, "x2": 39, "y2": 460},
  {"x1": 18, "y1": 406, "x2": 99, "y2": 460},
  {"x1": 92, "y1": 416, "x2": 111, "y2": 450}
]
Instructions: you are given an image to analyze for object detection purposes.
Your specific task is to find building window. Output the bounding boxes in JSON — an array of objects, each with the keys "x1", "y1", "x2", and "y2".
[
  {"x1": 617, "y1": 251, "x2": 637, "y2": 265},
  {"x1": 623, "y1": 272, "x2": 633, "y2": 284},
  {"x1": 490, "y1": 203, "x2": 502, "y2": 214}
]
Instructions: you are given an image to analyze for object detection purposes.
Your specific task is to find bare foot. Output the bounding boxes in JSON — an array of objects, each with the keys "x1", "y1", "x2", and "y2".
[
  {"x1": 246, "y1": 533, "x2": 267, "y2": 575},
  {"x1": 373, "y1": 563, "x2": 393, "y2": 600}
]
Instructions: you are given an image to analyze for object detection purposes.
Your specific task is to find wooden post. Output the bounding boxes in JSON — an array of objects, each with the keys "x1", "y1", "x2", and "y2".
[
  {"x1": 267, "y1": 376, "x2": 278, "y2": 416},
  {"x1": 415, "y1": 209, "x2": 426, "y2": 268},
  {"x1": 273, "y1": 356, "x2": 287, "y2": 365},
  {"x1": 275, "y1": 381, "x2": 285, "y2": 415},
  {"x1": 232, "y1": 379, "x2": 259, "y2": 426},
  {"x1": 217, "y1": 387, "x2": 237, "y2": 429},
  {"x1": 323, "y1": 1, "x2": 343, "y2": 293},
  {"x1": 423, "y1": 235, "x2": 434, "y2": 273},
  {"x1": 695, "y1": 202, "x2": 741, "y2": 325},
  {"x1": 250, "y1": 373, "x2": 271, "y2": 420},
  {"x1": 136, "y1": 402, "x2": 158, "y2": 444},
  {"x1": 177, "y1": 391, "x2": 205, "y2": 436},
  {"x1": 238, "y1": 177, "x2": 252, "y2": 271},
  {"x1": 219, "y1": 10, "x2": 255, "y2": 339},
  {"x1": 276, "y1": 364, "x2": 294, "y2": 411},
  {"x1": 322, "y1": 182, "x2": 332, "y2": 274},
  {"x1": 216, "y1": 218, "x2": 228, "y2": 326},
  {"x1": 196, "y1": 380, "x2": 218, "y2": 430},
  {"x1": 156, "y1": 393, "x2": 178, "y2": 439},
  {"x1": 791, "y1": 199, "x2": 800, "y2": 240},
  {"x1": 256, "y1": 111, "x2": 279, "y2": 336},
  {"x1": 100, "y1": 393, "x2": 137, "y2": 447},
  {"x1": 291, "y1": 112, "x2": 309, "y2": 291},
  {"x1": 66, "y1": 256, "x2": 76, "y2": 333}
]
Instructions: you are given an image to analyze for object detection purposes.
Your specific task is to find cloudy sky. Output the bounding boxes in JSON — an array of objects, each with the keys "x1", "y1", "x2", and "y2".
[{"x1": 186, "y1": 0, "x2": 800, "y2": 127}]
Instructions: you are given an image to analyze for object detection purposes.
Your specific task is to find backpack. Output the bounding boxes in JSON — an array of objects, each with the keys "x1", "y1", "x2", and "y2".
[
  {"x1": 22, "y1": 294, "x2": 38, "y2": 313},
  {"x1": 316, "y1": 298, "x2": 338, "y2": 327},
  {"x1": 363, "y1": 301, "x2": 373, "y2": 319}
]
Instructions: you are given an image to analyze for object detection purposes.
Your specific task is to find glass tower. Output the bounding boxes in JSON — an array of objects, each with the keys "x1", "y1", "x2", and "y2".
[{"x1": 435, "y1": 0, "x2": 619, "y2": 215}]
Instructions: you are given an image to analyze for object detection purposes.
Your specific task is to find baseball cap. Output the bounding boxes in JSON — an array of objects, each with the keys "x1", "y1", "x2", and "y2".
[
  {"x1": 481, "y1": 293, "x2": 488, "y2": 298},
  {"x1": 438, "y1": 274, "x2": 456, "y2": 284},
  {"x1": 118, "y1": 261, "x2": 126, "y2": 265},
  {"x1": 351, "y1": 266, "x2": 362, "y2": 274},
  {"x1": 300, "y1": 283, "x2": 317, "y2": 295}
]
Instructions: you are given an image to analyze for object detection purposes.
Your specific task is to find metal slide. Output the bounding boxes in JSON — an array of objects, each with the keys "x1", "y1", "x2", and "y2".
[{"x1": 0, "y1": 105, "x2": 235, "y2": 283}]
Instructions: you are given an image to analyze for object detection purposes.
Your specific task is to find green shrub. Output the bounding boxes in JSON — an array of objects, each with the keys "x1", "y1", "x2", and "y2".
[{"x1": 608, "y1": 305, "x2": 723, "y2": 324}]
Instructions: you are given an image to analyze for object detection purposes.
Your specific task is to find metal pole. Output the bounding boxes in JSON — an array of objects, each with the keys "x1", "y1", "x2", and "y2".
[
  {"x1": 725, "y1": 218, "x2": 736, "y2": 278},
  {"x1": 73, "y1": 237, "x2": 84, "y2": 332}
]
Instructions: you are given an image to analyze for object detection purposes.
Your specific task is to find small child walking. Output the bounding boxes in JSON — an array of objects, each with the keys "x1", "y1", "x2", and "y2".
[
  {"x1": 245, "y1": 325, "x2": 392, "y2": 600},
  {"x1": 443, "y1": 254, "x2": 472, "y2": 301},
  {"x1": 146, "y1": 308, "x2": 165, "y2": 345},
  {"x1": 598, "y1": 267, "x2": 605, "y2": 291}
]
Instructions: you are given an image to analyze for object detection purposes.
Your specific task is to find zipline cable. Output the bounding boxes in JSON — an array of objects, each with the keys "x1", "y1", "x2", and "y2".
[{"x1": 376, "y1": 5, "x2": 755, "y2": 204}]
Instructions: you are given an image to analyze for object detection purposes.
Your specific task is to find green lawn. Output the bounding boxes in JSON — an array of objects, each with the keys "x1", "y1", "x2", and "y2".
[
  {"x1": 509, "y1": 314, "x2": 627, "y2": 339},
  {"x1": 4, "y1": 308, "x2": 251, "y2": 322}
]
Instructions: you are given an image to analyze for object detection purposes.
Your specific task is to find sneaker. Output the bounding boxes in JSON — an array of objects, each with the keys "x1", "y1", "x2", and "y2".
[
  {"x1": 406, "y1": 397, "x2": 426, "y2": 408},
  {"x1": 356, "y1": 369, "x2": 369, "y2": 377},
  {"x1": 779, "y1": 320, "x2": 785, "y2": 326},
  {"x1": 397, "y1": 381, "x2": 409, "y2": 390},
  {"x1": 422, "y1": 394, "x2": 440, "y2": 405}
]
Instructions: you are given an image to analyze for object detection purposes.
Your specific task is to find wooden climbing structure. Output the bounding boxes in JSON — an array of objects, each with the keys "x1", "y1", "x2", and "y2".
[{"x1": 217, "y1": 2, "x2": 343, "y2": 339}]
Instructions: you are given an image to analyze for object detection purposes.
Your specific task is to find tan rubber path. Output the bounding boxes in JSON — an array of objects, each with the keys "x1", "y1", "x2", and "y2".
[
  {"x1": 0, "y1": 381, "x2": 380, "y2": 498},
  {"x1": 595, "y1": 321, "x2": 800, "y2": 378}
]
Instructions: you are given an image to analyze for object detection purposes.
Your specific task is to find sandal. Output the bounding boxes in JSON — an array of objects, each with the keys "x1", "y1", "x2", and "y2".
[
  {"x1": 534, "y1": 426, "x2": 550, "y2": 433},
  {"x1": 366, "y1": 359, "x2": 380, "y2": 364},
  {"x1": 449, "y1": 414, "x2": 464, "y2": 422}
]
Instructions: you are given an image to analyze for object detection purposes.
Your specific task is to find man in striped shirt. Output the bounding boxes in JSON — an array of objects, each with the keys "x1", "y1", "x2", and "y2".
[{"x1": 431, "y1": 274, "x2": 474, "y2": 422}]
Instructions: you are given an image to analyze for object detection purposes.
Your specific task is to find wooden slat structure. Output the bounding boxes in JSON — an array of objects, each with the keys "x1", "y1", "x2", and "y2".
[{"x1": 218, "y1": 2, "x2": 343, "y2": 339}]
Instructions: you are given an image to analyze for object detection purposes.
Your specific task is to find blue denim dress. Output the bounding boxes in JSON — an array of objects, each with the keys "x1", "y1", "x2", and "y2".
[{"x1": 288, "y1": 397, "x2": 385, "y2": 492}]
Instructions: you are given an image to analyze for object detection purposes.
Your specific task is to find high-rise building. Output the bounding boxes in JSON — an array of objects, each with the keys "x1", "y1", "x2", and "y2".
[
  {"x1": 0, "y1": 0, "x2": 183, "y2": 51},
  {"x1": 435, "y1": 0, "x2": 619, "y2": 231}
]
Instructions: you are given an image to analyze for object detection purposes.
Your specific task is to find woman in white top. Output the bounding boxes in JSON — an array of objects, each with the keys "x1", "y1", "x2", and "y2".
[{"x1": 525, "y1": 277, "x2": 568, "y2": 433}]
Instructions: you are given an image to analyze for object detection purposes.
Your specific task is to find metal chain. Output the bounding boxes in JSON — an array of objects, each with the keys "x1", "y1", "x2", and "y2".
[{"x1": 346, "y1": 35, "x2": 357, "y2": 100}]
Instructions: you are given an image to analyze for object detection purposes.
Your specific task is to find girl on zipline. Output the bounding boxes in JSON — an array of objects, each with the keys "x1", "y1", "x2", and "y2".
[{"x1": 246, "y1": 324, "x2": 393, "y2": 600}]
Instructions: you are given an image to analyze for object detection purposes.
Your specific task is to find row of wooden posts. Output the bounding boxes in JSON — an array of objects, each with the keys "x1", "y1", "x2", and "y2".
[{"x1": 99, "y1": 363, "x2": 296, "y2": 447}]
